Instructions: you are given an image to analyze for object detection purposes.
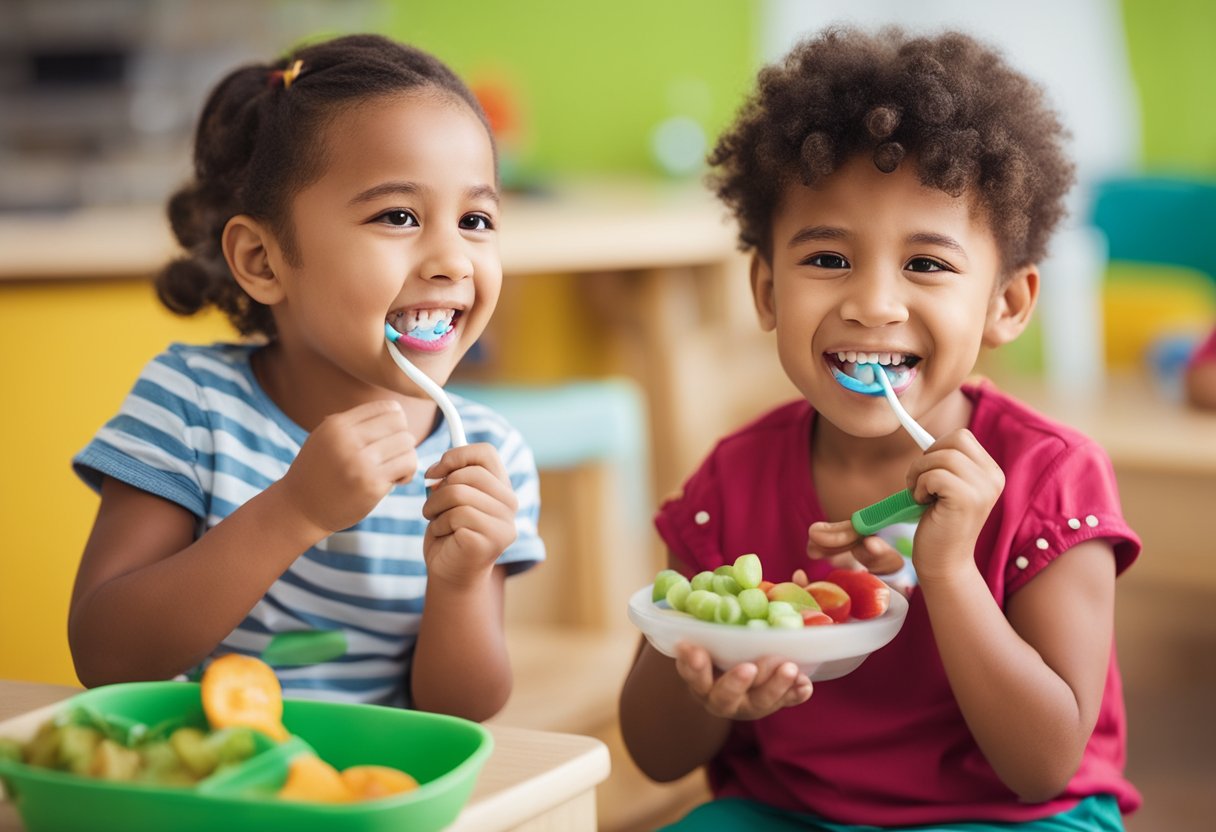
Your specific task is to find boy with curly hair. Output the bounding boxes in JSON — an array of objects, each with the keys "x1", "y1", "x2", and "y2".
[{"x1": 621, "y1": 26, "x2": 1140, "y2": 831}]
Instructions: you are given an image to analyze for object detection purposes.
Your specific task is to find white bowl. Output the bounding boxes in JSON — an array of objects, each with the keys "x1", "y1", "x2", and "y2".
[{"x1": 627, "y1": 584, "x2": 909, "y2": 681}]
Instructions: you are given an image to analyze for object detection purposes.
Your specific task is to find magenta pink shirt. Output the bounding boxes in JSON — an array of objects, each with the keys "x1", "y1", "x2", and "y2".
[
  {"x1": 654, "y1": 382, "x2": 1141, "y2": 826},
  {"x1": 1188, "y1": 327, "x2": 1216, "y2": 367}
]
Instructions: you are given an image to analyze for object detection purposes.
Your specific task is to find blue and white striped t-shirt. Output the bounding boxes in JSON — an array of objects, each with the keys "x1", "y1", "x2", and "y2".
[{"x1": 74, "y1": 342, "x2": 544, "y2": 706}]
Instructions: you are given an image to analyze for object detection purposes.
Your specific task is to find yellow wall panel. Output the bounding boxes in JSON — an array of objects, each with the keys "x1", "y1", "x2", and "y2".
[{"x1": 0, "y1": 280, "x2": 235, "y2": 684}]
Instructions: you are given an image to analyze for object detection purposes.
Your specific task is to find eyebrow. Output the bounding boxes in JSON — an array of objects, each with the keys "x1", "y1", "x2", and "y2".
[
  {"x1": 786, "y1": 226, "x2": 969, "y2": 258},
  {"x1": 907, "y1": 231, "x2": 967, "y2": 257},
  {"x1": 347, "y1": 181, "x2": 500, "y2": 207},
  {"x1": 786, "y1": 225, "x2": 850, "y2": 248}
]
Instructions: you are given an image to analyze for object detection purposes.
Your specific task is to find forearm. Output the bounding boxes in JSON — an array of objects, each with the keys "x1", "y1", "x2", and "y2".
[
  {"x1": 410, "y1": 567, "x2": 511, "y2": 721},
  {"x1": 619, "y1": 642, "x2": 731, "y2": 782},
  {"x1": 69, "y1": 481, "x2": 323, "y2": 686},
  {"x1": 919, "y1": 564, "x2": 1092, "y2": 800}
]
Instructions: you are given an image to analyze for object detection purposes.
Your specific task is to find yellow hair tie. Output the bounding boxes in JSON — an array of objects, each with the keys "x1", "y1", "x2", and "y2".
[{"x1": 281, "y1": 59, "x2": 304, "y2": 89}]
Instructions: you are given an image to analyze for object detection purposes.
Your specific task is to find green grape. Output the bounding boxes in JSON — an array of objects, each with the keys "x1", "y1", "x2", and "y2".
[
  {"x1": 770, "y1": 614, "x2": 804, "y2": 629},
  {"x1": 206, "y1": 727, "x2": 257, "y2": 765},
  {"x1": 713, "y1": 565, "x2": 735, "y2": 576},
  {"x1": 745, "y1": 618, "x2": 771, "y2": 629},
  {"x1": 714, "y1": 594, "x2": 744, "y2": 625},
  {"x1": 737, "y1": 587, "x2": 769, "y2": 620},
  {"x1": 690, "y1": 571, "x2": 715, "y2": 592},
  {"x1": 666, "y1": 578, "x2": 692, "y2": 611},
  {"x1": 685, "y1": 589, "x2": 721, "y2": 621},
  {"x1": 652, "y1": 569, "x2": 684, "y2": 602},
  {"x1": 767, "y1": 600, "x2": 796, "y2": 620},
  {"x1": 711, "y1": 574, "x2": 742, "y2": 596},
  {"x1": 733, "y1": 554, "x2": 763, "y2": 589}
]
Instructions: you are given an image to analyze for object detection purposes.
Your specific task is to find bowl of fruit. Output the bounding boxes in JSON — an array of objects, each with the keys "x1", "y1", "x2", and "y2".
[
  {"x1": 628, "y1": 554, "x2": 909, "y2": 681},
  {"x1": 0, "y1": 655, "x2": 491, "y2": 832}
]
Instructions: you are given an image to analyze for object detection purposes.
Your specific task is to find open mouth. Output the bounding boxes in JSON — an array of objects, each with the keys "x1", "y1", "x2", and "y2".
[
  {"x1": 386, "y1": 307, "x2": 461, "y2": 351},
  {"x1": 827, "y1": 351, "x2": 920, "y2": 393}
]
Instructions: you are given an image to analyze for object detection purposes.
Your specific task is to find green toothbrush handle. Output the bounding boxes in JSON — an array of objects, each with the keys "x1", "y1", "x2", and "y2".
[{"x1": 851, "y1": 488, "x2": 928, "y2": 537}]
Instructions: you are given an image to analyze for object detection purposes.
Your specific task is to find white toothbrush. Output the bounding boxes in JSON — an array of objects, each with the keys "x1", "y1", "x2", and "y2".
[
  {"x1": 384, "y1": 322, "x2": 467, "y2": 447},
  {"x1": 872, "y1": 364, "x2": 935, "y2": 450}
]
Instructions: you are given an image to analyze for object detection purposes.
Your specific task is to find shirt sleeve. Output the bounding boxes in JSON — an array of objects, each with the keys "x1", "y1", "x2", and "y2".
[
  {"x1": 495, "y1": 426, "x2": 546, "y2": 574},
  {"x1": 654, "y1": 448, "x2": 729, "y2": 575},
  {"x1": 72, "y1": 348, "x2": 209, "y2": 518},
  {"x1": 1004, "y1": 438, "x2": 1141, "y2": 594}
]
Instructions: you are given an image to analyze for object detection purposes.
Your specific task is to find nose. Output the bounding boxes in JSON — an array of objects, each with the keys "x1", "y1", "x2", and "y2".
[
  {"x1": 418, "y1": 225, "x2": 473, "y2": 283},
  {"x1": 838, "y1": 268, "x2": 909, "y2": 328}
]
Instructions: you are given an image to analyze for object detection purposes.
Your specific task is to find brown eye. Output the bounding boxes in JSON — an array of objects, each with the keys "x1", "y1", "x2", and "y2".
[
  {"x1": 377, "y1": 210, "x2": 417, "y2": 227},
  {"x1": 460, "y1": 213, "x2": 493, "y2": 231},
  {"x1": 906, "y1": 257, "x2": 947, "y2": 273},
  {"x1": 803, "y1": 253, "x2": 849, "y2": 269}
]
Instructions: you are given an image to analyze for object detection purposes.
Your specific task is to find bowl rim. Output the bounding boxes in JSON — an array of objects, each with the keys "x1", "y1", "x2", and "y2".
[{"x1": 627, "y1": 582, "x2": 909, "y2": 641}]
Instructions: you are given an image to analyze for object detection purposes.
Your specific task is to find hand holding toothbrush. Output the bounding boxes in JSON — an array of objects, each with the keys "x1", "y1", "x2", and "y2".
[
  {"x1": 809, "y1": 364, "x2": 1005, "y2": 584},
  {"x1": 385, "y1": 325, "x2": 517, "y2": 588}
]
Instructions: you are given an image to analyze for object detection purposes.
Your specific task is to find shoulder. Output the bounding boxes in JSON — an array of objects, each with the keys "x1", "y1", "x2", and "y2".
[
  {"x1": 668, "y1": 398, "x2": 810, "y2": 503},
  {"x1": 448, "y1": 392, "x2": 536, "y2": 471},
  {"x1": 709, "y1": 399, "x2": 813, "y2": 464},
  {"x1": 967, "y1": 380, "x2": 1104, "y2": 469}
]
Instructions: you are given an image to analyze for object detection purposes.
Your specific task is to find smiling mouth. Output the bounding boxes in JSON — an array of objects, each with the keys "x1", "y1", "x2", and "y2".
[
  {"x1": 386, "y1": 308, "x2": 461, "y2": 350},
  {"x1": 827, "y1": 351, "x2": 921, "y2": 390}
]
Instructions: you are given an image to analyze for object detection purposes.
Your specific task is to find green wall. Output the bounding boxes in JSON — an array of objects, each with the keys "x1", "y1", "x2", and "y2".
[
  {"x1": 1123, "y1": 0, "x2": 1216, "y2": 173},
  {"x1": 379, "y1": 0, "x2": 759, "y2": 179}
]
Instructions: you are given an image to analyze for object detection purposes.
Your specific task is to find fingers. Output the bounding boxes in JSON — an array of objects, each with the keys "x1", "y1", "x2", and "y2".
[
  {"x1": 424, "y1": 460, "x2": 516, "y2": 511},
  {"x1": 807, "y1": 519, "x2": 859, "y2": 550},
  {"x1": 426, "y1": 443, "x2": 510, "y2": 483},
  {"x1": 675, "y1": 647, "x2": 812, "y2": 719}
]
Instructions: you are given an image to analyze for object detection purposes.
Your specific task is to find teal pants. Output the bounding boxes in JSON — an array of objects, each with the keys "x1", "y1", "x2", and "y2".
[{"x1": 661, "y1": 795, "x2": 1123, "y2": 832}]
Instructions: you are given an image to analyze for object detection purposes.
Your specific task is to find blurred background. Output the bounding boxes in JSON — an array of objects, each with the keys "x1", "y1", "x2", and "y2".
[{"x1": 1, "y1": 1, "x2": 1214, "y2": 829}]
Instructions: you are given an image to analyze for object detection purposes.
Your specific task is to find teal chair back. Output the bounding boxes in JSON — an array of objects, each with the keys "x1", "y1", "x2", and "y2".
[
  {"x1": 1089, "y1": 175, "x2": 1216, "y2": 283},
  {"x1": 447, "y1": 378, "x2": 651, "y2": 530}
]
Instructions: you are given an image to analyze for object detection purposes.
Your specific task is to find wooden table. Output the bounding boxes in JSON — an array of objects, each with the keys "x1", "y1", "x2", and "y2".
[{"x1": 0, "y1": 681, "x2": 610, "y2": 832}]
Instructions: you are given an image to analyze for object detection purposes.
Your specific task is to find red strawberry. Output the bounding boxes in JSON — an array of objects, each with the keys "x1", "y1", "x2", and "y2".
[{"x1": 825, "y1": 569, "x2": 891, "y2": 620}]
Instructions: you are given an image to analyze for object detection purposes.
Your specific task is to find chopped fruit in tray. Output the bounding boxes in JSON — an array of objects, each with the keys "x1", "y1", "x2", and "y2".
[
  {"x1": 652, "y1": 554, "x2": 892, "y2": 628},
  {"x1": 202, "y1": 653, "x2": 290, "y2": 742},
  {"x1": 5, "y1": 712, "x2": 259, "y2": 786},
  {"x1": 6, "y1": 655, "x2": 419, "y2": 803}
]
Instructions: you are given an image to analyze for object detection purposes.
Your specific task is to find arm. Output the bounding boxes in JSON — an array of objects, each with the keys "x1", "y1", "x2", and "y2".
[
  {"x1": 409, "y1": 443, "x2": 519, "y2": 722},
  {"x1": 920, "y1": 538, "x2": 1115, "y2": 802},
  {"x1": 619, "y1": 553, "x2": 812, "y2": 782},
  {"x1": 69, "y1": 400, "x2": 417, "y2": 687},
  {"x1": 907, "y1": 429, "x2": 1115, "y2": 801}
]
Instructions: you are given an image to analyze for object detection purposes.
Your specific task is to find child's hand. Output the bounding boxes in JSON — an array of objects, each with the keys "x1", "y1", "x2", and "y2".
[
  {"x1": 280, "y1": 400, "x2": 418, "y2": 536},
  {"x1": 421, "y1": 443, "x2": 518, "y2": 588},
  {"x1": 905, "y1": 428, "x2": 1004, "y2": 581},
  {"x1": 674, "y1": 642, "x2": 812, "y2": 720},
  {"x1": 807, "y1": 521, "x2": 906, "y2": 575}
]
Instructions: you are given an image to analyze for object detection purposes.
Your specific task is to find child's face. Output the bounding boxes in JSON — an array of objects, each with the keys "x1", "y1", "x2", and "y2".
[
  {"x1": 271, "y1": 91, "x2": 500, "y2": 394},
  {"x1": 752, "y1": 153, "x2": 1015, "y2": 439}
]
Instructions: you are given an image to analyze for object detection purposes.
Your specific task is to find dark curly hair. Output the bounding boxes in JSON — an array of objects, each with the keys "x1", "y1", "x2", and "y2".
[
  {"x1": 156, "y1": 34, "x2": 495, "y2": 338},
  {"x1": 708, "y1": 26, "x2": 1075, "y2": 273}
]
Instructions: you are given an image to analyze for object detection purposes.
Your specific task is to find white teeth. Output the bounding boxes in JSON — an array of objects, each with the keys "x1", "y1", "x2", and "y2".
[
  {"x1": 835, "y1": 351, "x2": 909, "y2": 366},
  {"x1": 395, "y1": 308, "x2": 456, "y2": 332}
]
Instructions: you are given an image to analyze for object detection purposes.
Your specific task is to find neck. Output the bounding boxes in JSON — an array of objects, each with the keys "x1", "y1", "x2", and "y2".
[{"x1": 252, "y1": 341, "x2": 440, "y2": 437}]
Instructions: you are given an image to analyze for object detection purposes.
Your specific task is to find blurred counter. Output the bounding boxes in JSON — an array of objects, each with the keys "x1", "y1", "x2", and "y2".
[{"x1": 0, "y1": 178, "x2": 737, "y2": 281}]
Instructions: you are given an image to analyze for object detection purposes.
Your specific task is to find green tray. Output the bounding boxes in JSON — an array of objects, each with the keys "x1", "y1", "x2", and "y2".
[{"x1": 0, "y1": 682, "x2": 492, "y2": 832}]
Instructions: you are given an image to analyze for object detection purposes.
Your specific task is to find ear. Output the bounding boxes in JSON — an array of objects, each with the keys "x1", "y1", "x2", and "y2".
[
  {"x1": 221, "y1": 215, "x2": 286, "y2": 305},
  {"x1": 983, "y1": 264, "x2": 1039, "y2": 347},
  {"x1": 750, "y1": 252, "x2": 777, "y2": 332}
]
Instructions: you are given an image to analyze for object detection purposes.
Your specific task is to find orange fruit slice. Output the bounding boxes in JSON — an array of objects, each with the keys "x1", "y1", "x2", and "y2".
[
  {"x1": 341, "y1": 764, "x2": 419, "y2": 800},
  {"x1": 278, "y1": 754, "x2": 353, "y2": 803},
  {"x1": 200, "y1": 654, "x2": 289, "y2": 741}
]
